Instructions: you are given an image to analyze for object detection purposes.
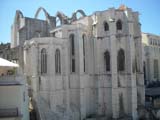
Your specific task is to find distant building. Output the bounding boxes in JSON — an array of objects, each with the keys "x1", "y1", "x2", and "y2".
[
  {"x1": 11, "y1": 5, "x2": 145, "y2": 120},
  {"x1": 142, "y1": 33, "x2": 160, "y2": 84}
]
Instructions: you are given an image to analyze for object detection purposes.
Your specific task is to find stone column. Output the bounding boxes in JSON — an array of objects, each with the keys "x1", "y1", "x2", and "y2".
[
  {"x1": 49, "y1": 45, "x2": 57, "y2": 112},
  {"x1": 23, "y1": 45, "x2": 28, "y2": 76},
  {"x1": 63, "y1": 44, "x2": 70, "y2": 113},
  {"x1": 80, "y1": 88, "x2": 86, "y2": 120},
  {"x1": 30, "y1": 42, "x2": 39, "y2": 101},
  {"x1": 78, "y1": 31, "x2": 86, "y2": 120},
  {"x1": 110, "y1": 35, "x2": 119, "y2": 119},
  {"x1": 127, "y1": 34, "x2": 138, "y2": 120},
  {"x1": 65, "y1": 40, "x2": 71, "y2": 115}
]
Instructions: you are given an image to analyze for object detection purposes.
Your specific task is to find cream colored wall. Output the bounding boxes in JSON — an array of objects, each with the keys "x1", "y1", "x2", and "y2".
[
  {"x1": 0, "y1": 81, "x2": 29, "y2": 120},
  {"x1": 0, "y1": 86, "x2": 22, "y2": 109}
]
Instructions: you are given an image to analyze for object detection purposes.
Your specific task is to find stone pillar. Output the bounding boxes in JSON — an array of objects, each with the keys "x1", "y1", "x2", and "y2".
[
  {"x1": 23, "y1": 45, "x2": 28, "y2": 75},
  {"x1": 80, "y1": 88, "x2": 86, "y2": 120},
  {"x1": 136, "y1": 36, "x2": 145, "y2": 105},
  {"x1": 31, "y1": 43, "x2": 38, "y2": 78},
  {"x1": 30, "y1": 42, "x2": 39, "y2": 101},
  {"x1": 49, "y1": 45, "x2": 56, "y2": 112},
  {"x1": 65, "y1": 41, "x2": 71, "y2": 115},
  {"x1": 110, "y1": 35, "x2": 119, "y2": 119},
  {"x1": 78, "y1": 31, "x2": 86, "y2": 120},
  {"x1": 127, "y1": 35, "x2": 138, "y2": 120},
  {"x1": 63, "y1": 44, "x2": 71, "y2": 113}
]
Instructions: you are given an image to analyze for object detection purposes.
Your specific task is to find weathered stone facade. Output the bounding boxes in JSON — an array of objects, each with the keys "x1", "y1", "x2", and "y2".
[
  {"x1": 142, "y1": 33, "x2": 160, "y2": 84},
  {"x1": 0, "y1": 43, "x2": 23, "y2": 69},
  {"x1": 0, "y1": 43, "x2": 11, "y2": 60},
  {"x1": 11, "y1": 5, "x2": 145, "y2": 120}
]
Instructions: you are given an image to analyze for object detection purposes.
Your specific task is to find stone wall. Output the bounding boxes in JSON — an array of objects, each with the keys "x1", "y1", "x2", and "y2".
[{"x1": 20, "y1": 5, "x2": 144, "y2": 120}]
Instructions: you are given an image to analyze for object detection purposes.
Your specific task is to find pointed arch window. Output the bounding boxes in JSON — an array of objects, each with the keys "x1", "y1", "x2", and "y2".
[
  {"x1": 70, "y1": 34, "x2": 75, "y2": 73},
  {"x1": 116, "y1": 19, "x2": 122, "y2": 30},
  {"x1": 117, "y1": 49, "x2": 125, "y2": 71},
  {"x1": 70, "y1": 34, "x2": 75, "y2": 55},
  {"x1": 55, "y1": 49, "x2": 61, "y2": 74},
  {"x1": 154, "y1": 59, "x2": 159, "y2": 80},
  {"x1": 104, "y1": 50, "x2": 110, "y2": 71},
  {"x1": 82, "y1": 34, "x2": 86, "y2": 72},
  {"x1": 104, "y1": 21, "x2": 109, "y2": 31},
  {"x1": 41, "y1": 48, "x2": 47, "y2": 74}
]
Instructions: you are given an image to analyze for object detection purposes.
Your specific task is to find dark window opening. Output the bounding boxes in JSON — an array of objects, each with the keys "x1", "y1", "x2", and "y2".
[
  {"x1": 55, "y1": 49, "x2": 61, "y2": 74},
  {"x1": 70, "y1": 34, "x2": 76, "y2": 73},
  {"x1": 83, "y1": 58, "x2": 85, "y2": 72},
  {"x1": 104, "y1": 50, "x2": 110, "y2": 71},
  {"x1": 82, "y1": 34, "x2": 86, "y2": 72},
  {"x1": 143, "y1": 62, "x2": 146, "y2": 85},
  {"x1": 72, "y1": 59, "x2": 75, "y2": 72},
  {"x1": 154, "y1": 59, "x2": 159, "y2": 80},
  {"x1": 116, "y1": 20, "x2": 122, "y2": 30},
  {"x1": 117, "y1": 49, "x2": 125, "y2": 71},
  {"x1": 104, "y1": 22, "x2": 109, "y2": 31},
  {"x1": 70, "y1": 34, "x2": 75, "y2": 55},
  {"x1": 41, "y1": 48, "x2": 47, "y2": 74},
  {"x1": 82, "y1": 35, "x2": 85, "y2": 56}
]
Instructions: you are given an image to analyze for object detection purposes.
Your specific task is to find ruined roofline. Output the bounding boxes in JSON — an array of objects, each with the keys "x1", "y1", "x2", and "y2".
[
  {"x1": 83, "y1": 5, "x2": 138, "y2": 19},
  {"x1": 13, "y1": 5, "x2": 138, "y2": 26},
  {"x1": 14, "y1": 5, "x2": 136, "y2": 20}
]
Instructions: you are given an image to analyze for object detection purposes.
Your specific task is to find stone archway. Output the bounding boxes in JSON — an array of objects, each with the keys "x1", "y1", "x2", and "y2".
[
  {"x1": 14, "y1": 10, "x2": 24, "y2": 24},
  {"x1": 55, "y1": 11, "x2": 69, "y2": 26},
  {"x1": 35, "y1": 7, "x2": 55, "y2": 29},
  {"x1": 35, "y1": 7, "x2": 50, "y2": 19},
  {"x1": 71, "y1": 9, "x2": 86, "y2": 21}
]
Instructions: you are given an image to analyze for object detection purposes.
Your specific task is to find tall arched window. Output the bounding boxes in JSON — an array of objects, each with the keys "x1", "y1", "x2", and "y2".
[
  {"x1": 116, "y1": 19, "x2": 122, "y2": 30},
  {"x1": 104, "y1": 21, "x2": 109, "y2": 31},
  {"x1": 41, "y1": 48, "x2": 47, "y2": 74},
  {"x1": 55, "y1": 49, "x2": 61, "y2": 74},
  {"x1": 70, "y1": 34, "x2": 75, "y2": 55},
  {"x1": 117, "y1": 49, "x2": 125, "y2": 71},
  {"x1": 154, "y1": 59, "x2": 159, "y2": 80},
  {"x1": 70, "y1": 34, "x2": 75, "y2": 72},
  {"x1": 104, "y1": 50, "x2": 110, "y2": 71},
  {"x1": 82, "y1": 34, "x2": 86, "y2": 72}
]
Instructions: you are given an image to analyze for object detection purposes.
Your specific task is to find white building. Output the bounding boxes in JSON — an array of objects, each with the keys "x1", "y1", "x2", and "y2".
[
  {"x1": 11, "y1": 5, "x2": 145, "y2": 120},
  {"x1": 142, "y1": 33, "x2": 160, "y2": 84}
]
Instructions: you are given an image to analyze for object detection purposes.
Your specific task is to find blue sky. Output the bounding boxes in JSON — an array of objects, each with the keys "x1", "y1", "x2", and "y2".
[{"x1": 0, "y1": 0, "x2": 160, "y2": 43}]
